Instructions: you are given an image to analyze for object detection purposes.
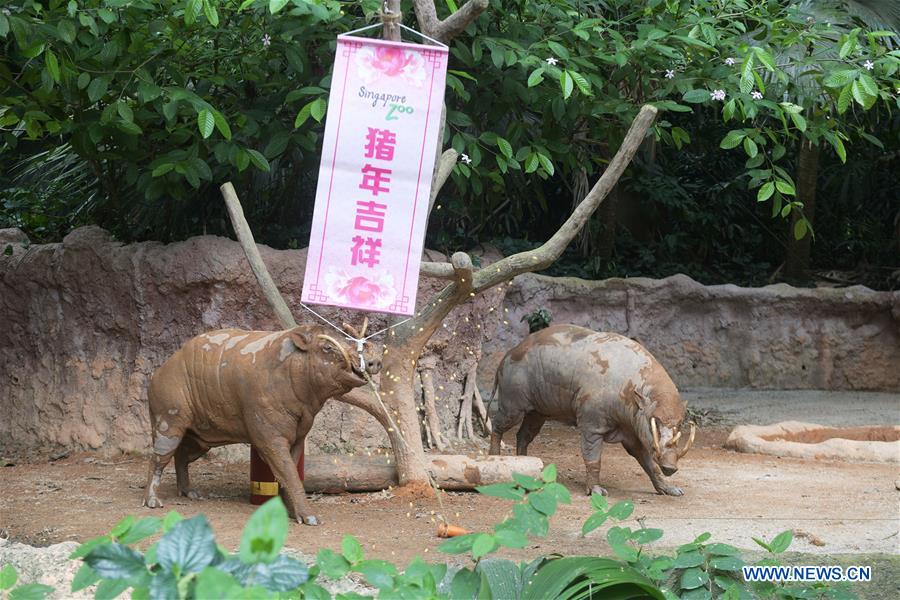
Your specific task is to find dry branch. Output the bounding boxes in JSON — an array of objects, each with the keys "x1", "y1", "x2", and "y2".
[{"x1": 412, "y1": 0, "x2": 490, "y2": 43}]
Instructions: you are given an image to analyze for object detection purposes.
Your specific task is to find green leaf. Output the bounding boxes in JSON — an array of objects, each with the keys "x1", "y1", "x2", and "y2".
[
  {"x1": 527, "y1": 68, "x2": 545, "y2": 87},
  {"x1": 152, "y1": 164, "x2": 174, "y2": 177},
  {"x1": 84, "y1": 543, "x2": 147, "y2": 580},
  {"x1": 116, "y1": 102, "x2": 134, "y2": 123},
  {"x1": 823, "y1": 69, "x2": 858, "y2": 88},
  {"x1": 769, "y1": 530, "x2": 793, "y2": 553},
  {"x1": 830, "y1": 136, "x2": 847, "y2": 163},
  {"x1": 316, "y1": 549, "x2": 350, "y2": 579},
  {"x1": 211, "y1": 109, "x2": 231, "y2": 140},
  {"x1": 437, "y1": 532, "x2": 478, "y2": 554},
  {"x1": 789, "y1": 111, "x2": 807, "y2": 132},
  {"x1": 87, "y1": 77, "x2": 109, "y2": 103},
  {"x1": 752, "y1": 47, "x2": 776, "y2": 71},
  {"x1": 494, "y1": 528, "x2": 528, "y2": 549},
  {"x1": 682, "y1": 89, "x2": 710, "y2": 103},
  {"x1": 512, "y1": 473, "x2": 541, "y2": 490},
  {"x1": 742, "y1": 137, "x2": 758, "y2": 158},
  {"x1": 471, "y1": 533, "x2": 498, "y2": 560},
  {"x1": 740, "y1": 55, "x2": 755, "y2": 95},
  {"x1": 310, "y1": 98, "x2": 326, "y2": 123},
  {"x1": 858, "y1": 73, "x2": 878, "y2": 97},
  {"x1": 524, "y1": 153, "x2": 540, "y2": 173},
  {"x1": 851, "y1": 80, "x2": 875, "y2": 109},
  {"x1": 162, "y1": 511, "x2": 183, "y2": 532},
  {"x1": 157, "y1": 514, "x2": 217, "y2": 573},
  {"x1": 540, "y1": 464, "x2": 557, "y2": 483},
  {"x1": 632, "y1": 528, "x2": 664, "y2": 544},
  {"x1": 45, "y1": 49, "x2": 60, "y2": 82},
  {"x1": 197, "y1": 109, "x2": 215, "y2": 139},
  {"x1": 71, "y1": 563, "x2": 100, "y2": 593},
  {"x1": 794, "y1": 219, "x2": 809, "y2": 240},
  {"x1": 0, "y1": 565, "x2": 17, "y2": 590},
  {"x1": 342, "y1": 536, "x2": 364, "y2": 564},
  {"x1": 203, "y1": 0, "x2": 220, "y2": 26},
  {"x1": 264, "y1": 131, "x2": 290, "y2": 158},
  {"x1": 757, "y1": 181, "x2": 775, "y2": 202},
  {"x1": 680, "y1": 567, "x2": 709, "y2": 590},
  {"x1": 673, "y1": 551, "x2": 704, "y2": 568},
  {"x1": 528, "y1": 491, "x2": 558, "y2": 516},
  {"x1": 8, "y1": 584, "x2": 55, "y2": 600},
  {"x1": 607, "y1": 500, "x2": 634, "y2": 520},
  {"x1": 719, "y1": 130, "x2": 745, "y2": 150},
  {"x1": 294, "y1": 103, "x2": 312, "y2": 128},
  {"x1": 0, "y1": 14, "x2": 8, "y2": 39},
  {"x1": 240, "y1": 496, "x2": 288, "y2": 564},
  {"x1": 536, "y1": 153, "x2": 554, "y2": 176},
  {"x1": 355, "y1": 560, "x2": 396, "y2": 590},
  {"x1": 837, "y1": 84, "x2": 853, "y2": 114},
  {"x1": 569, "y1": 71, "x2": 591, "y2": 95},
  {"x1": 450, "y1": 568, "x2": 480, "y2": 599},
  {"x1": 590, "y1": 493, "x2": 608, "y2": 511},
  {"x1": 185, "y1": 0, "x2": 203, "y2": 25},
  {"x1": 496, "y1": 137, "x2": 513, "y2": 159},
  {"x1": 476, "y1": 482, "x2": 524, "y2": 500},
  {"x1": 708, "y1": 556, "x2": 744, "y2": 572},
  {"x1": 560, "y1": 71, "x2": 574, "y2": 99},
  {"x1": 246, "y1": 149, "x2": 271, "y2": 173},
  {"x1": 513, "y1": 503, "x2": 548, "y2": 537},
  {"x1": 93, "y1": 578, "x2": 129, "y2": 600},
  {"x1": 581, "y1": 512, "x2": 608, "y2": 536},
  {"x1": 775, "y1": 180, "x2": 795, "y2": 196},
  {"x1": 705, "y1": 543, "x2": 740, "y2": 556},
  {"x1": 194, "y1": 568, "x2": 244, "y2": 598},
  {"x1": 270, "y1": 0, "x2": 290, "y2": 15},
  {"x1": 69, "y1": 536, "x2": 111, "y2": 560}
]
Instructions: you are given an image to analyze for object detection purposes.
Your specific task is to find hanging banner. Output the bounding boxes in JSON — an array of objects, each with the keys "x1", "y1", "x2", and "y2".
[{"x1": 302, "y1": 34, "x2": 449, "y2": 316}]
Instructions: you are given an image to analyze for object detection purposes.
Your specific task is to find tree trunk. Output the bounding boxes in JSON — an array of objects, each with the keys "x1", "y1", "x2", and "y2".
[
  {"x1": 594, "y1": 183, "x2": 620, "y2": 263},
  {"x1": 303, "y1": 454, "x2": 543, "y2": 493},
  {"x1": 784, "y1": 139, "x2": 820, "y2": 281}
]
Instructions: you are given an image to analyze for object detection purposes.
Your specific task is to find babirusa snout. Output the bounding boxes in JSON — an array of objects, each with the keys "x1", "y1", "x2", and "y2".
[{"x1": 677, "y1": 423, "x2": 696, "y2": 459}]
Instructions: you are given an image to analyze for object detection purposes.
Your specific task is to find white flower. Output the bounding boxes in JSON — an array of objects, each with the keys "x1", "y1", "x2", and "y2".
[
  {"x1": 863, "y1": 60, "x2": 874, "y2": 71},
  {"x1": 751, "y1": 91, "x2": 763, "y2": 100},
  {"x1": 711, "y1": 89, "x2": 727, "y2": 101},
  {"x1": 664, "y1": 69, "x2": 675, "y2": 79},
  {"x1": 546, "y1": 57, "x2": 558, "y2": 66},
  {"x1": 460, "y1": 153, "x2": 472, "y2": 165},
  {"x1": 724, "y1": 57, "x2": 736, "y2": 66},
  {"x1": 262, "y1": 34, "x2": 272, "y2": 48}
]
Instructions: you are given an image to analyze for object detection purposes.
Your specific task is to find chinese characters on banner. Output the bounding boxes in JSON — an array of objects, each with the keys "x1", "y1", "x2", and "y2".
[{"x1": 302, "y1": 35, "x2": 449, "y2": 315}]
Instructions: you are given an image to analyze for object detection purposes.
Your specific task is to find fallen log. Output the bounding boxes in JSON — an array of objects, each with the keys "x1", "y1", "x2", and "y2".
[{"x1": 303, "y1": 454, "x2": 543, "y2": 493}]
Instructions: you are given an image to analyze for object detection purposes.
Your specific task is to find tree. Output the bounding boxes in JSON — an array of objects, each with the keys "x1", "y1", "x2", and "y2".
[{"x1": 223, "y1": 0, "x2": 658, "y2": 488}]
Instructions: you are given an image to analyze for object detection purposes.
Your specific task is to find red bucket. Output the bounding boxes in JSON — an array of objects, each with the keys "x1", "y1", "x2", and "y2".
[{"x1": 250, "y1": 445, "x2": 305, "y2": 505}]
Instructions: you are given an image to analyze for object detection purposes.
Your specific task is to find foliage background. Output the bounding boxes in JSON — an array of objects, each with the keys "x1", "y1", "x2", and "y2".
[{"x1": 1, "y1": 0, "x2": 898, "y2": 289}]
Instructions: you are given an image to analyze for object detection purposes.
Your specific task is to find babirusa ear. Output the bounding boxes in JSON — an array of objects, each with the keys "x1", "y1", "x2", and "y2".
[
  {"x1": 290, "y1": 330, "x2": 313, "y2": 351},
  {"x1": 633, "y1": 389, "x2": 657, "y2": 416}
]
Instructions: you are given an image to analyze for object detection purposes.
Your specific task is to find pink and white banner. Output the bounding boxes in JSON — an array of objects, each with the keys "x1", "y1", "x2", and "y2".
[{"x1": 301, "y1": 35, "x2": 449, "y2": 316}]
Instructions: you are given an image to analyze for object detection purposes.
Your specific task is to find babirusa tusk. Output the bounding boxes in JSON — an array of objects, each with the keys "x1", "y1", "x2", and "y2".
[
  {"x1": 678, "y1": 423, "x2": 696, "y2": 459},
  {"x1": 359, "y1": 316, "x2": 369, "y2": 338},
  {"x1": 317, "y1": 334, "x2": 352, "y2": 371},
  {"x1": 650, "y1": 417, "x2": 661, "y2": 455},
  {"x1": 672, "y1": 431, "x2": 682, "y2": 445}
]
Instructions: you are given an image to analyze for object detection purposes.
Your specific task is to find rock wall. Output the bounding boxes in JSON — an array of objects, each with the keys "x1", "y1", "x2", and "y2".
[
  {"x1": 481, "y1": 273, "x2": 900, "y2": 392},
  {"x1": 0, "y1": 227, "x2": 504, "y2": 457}
]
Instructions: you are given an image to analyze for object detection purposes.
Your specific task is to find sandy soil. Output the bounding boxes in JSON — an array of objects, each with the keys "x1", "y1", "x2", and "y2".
[{"x1": 2, "y1": 424, "x2": 897, "y2": 567}]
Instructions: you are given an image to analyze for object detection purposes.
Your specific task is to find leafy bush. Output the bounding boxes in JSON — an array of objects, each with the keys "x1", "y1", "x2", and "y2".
[
  {"x1": 0, "y1": 564, "x2": 54, "y2": 600},
  {"x1": 46, "y1": 464, "x2": 860, "y2": 599},
  {"x1": 520, "y1": 308, "x2": 552, "y2": 333}
]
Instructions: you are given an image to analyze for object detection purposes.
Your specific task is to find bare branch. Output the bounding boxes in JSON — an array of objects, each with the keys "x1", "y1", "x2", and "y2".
[
  {"x1": 429, "y1": 148, "x2": 458, "y2": 215},
  {"x1": 220, "y1": 182, "x2": 297, "y2": 329},
  {"x1": 420, "y1": 261, "x2": 455, "y2": 278},
  {"x1": 412, "y1": 0, "x2": 489, "y2": 43},
  {"x1": 472, "y1": 105, "x2": 658, "y2": 292}
]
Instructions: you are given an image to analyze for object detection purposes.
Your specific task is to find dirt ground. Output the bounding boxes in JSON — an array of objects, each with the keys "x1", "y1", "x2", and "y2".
[{"x1": 2, "y1": 423, "x2": 897, "y2": 564}]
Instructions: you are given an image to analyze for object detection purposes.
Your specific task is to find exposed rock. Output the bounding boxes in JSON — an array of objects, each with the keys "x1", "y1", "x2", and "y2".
[
  {"x1": 481, "y1": 273, "x2": 900, "y2": 392},
  {"x1": 0, "y1": 539, "x2": 88, "y2": 599},
  {"x1": 0, "y1": 228, "x2": 505, "y2": 457},
  {"x1": 725, "y1": 421, "x2": 900, "y2": 463}
]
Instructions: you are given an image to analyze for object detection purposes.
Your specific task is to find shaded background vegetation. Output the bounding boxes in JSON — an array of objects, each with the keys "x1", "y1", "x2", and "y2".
[{"x1": 2, "y1": 0, "x2": 898, "y2": 289}]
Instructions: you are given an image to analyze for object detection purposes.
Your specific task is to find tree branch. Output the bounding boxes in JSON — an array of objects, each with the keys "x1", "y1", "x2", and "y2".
[
  {"x1": 472, "y1": 105, "x2": 658, "y2": 292},
  {"x1": 412, "y1": 0, "x2": 489, "y2": 43},
  {"x1": 221, "y1": 182, "x2": 297, "y2": 329},
  {"x1": 429, "y1": 148, "x2": 458, "y2": 215},
  {"x1": 420, "y1": 261, "x2": 456, "y2": 278}
]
